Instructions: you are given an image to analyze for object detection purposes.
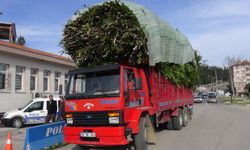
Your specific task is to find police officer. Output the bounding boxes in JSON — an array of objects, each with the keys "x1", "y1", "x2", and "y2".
[{"x1": 45, "y1": 95, "x2": 57, "y2": 123}]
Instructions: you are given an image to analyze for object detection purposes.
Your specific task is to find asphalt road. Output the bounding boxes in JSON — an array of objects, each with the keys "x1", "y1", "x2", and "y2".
[
  {"x1": 0, "y1": 124, "x2": 26, "y2": 150},
  {"x1": 58, "y1": 103, "x2": 250, "y2": 150}
]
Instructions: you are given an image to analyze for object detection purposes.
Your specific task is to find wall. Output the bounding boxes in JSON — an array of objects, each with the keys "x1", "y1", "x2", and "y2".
[{"x1": 0, "y1": 51, "x2": 74, "y2": 112}]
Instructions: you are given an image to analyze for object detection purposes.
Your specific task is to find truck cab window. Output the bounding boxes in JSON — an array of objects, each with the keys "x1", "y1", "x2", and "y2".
[
  {"x1": 126, "y1": 69, "x2": 135, "y2": 90},
  {"x1": 68, "y1": 70, "x2": 120, "y2": 98},
  {"x1": 69, "y1": 74, "x2": 86, "y2": 94},
  {"x1": 124, "y1": 69, "x2": 136, "y2": 107}
]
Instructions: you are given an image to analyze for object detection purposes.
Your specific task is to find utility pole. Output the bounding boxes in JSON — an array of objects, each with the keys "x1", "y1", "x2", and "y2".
[{"x1": 215, "y1": 69, "x2": 217, "y2": 93}]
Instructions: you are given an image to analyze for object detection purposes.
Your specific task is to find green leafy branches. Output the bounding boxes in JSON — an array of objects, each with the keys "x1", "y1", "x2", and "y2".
[
  {"x1": 157, "y1": 51, "x2": 201, "y2": 89},
  {"x1": 61, "y1": 0, "x2": 148, "y2": 67}
]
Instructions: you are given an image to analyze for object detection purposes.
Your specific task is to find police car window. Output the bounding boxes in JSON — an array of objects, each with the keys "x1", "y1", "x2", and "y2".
[{"x1": 28, "y1": 101, "x2": 44, "y2": 111}]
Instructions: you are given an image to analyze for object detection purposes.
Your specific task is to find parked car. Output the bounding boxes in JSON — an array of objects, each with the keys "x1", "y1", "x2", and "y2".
[
  {"x1": 207, "y1": 97, "x2": 217, "y2": 103},
  {"x1": 207, "y1": 92, "x2": 217, "y2": 103},
  {"x1": 194, "y1": 96, "x2": 203, "y2": 103},
  {"x1": 1, "y1": 97, "x2": 60, "y2": 128}
]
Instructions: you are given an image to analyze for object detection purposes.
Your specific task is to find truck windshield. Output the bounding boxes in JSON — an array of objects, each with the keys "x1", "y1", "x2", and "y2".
[
  {"x1": 68, "y1": 71, "x2": 120, "y2": 98},
  {"x1": 208, "y1": 92, "x2": 216, "y2": 98}
]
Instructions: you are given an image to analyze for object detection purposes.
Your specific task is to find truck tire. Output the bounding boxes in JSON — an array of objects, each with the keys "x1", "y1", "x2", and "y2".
[
  {"x1": 134, "y1": 116, "x2": 148, "y2": 150},
  {"x1": 173, "y1": 109, "x2": 183, "y2": 130},
  {"x1": 12, "y1": 117, "x2": 23, "y2": 128},
  {"x1": 166, "y1": 117, "x2": 174, "y2": 130},
  {"x1": 182, "y1": 108, "x2": 188, "y2": 127}
]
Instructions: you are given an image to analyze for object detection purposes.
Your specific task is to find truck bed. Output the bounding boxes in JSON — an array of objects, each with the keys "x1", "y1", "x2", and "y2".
[{"x1": 149, "y1": 68, "x2": 194, "y2": 114}]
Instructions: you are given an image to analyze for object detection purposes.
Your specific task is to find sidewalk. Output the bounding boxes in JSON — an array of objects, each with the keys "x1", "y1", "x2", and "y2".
[{"x1": 0, "y1": 124, "x2": 26, "y2": 150}]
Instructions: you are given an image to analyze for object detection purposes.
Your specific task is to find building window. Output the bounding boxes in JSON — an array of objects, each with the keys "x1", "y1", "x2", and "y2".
[
  {"x1": 43, "y1": 70, "x2": 51, "y2": 91},
  {"x1": 0, "y1": 63, "x2": 8, "y2": 89},
  {"x1": 15, "y1": 66, "x2": 25, "y2": 90},
  {"x1": 65, "y1": 74, "x2": 69, "y2": 91},
  {"x1": 30, "y1": 68, "x2": 38, "y2": 91},
  {"x1": 44, "y1": 78, "x2": 48, "y2": 91},
  {"x1": 54, "y1": 72, "x2": 61, "y2": 92},
  {"x1": 55, "y1": 79, "x2": 59, "y2": 92}
]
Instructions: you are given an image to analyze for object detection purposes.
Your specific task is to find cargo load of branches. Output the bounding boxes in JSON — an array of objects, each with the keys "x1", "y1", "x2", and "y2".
[{"x1": 61, "y1": 0, "x2": 200, "y2": 88}]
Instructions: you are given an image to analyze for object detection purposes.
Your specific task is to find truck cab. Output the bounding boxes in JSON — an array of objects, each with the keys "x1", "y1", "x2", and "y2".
[
  {"x1": 208, "y1": 92, "x2": 217, "y2": 103},
  {"x1": 64, "y1": 64, "x2": 152, "y2": 147}
]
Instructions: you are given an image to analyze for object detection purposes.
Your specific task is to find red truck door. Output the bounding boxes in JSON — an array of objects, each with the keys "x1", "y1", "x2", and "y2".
[{"x1": 123, "y1": 67, "x2": 146, "y2": 123}]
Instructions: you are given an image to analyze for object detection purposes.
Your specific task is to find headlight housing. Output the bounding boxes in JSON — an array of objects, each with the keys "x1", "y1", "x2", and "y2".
[
  {"x1": 108, "y1": 112, "x2": 120, "y2": 124},
  {"x1": 66, "y1": 114, "x2": 73, "y2": 124},
  {"x1": 109, "y1": 117, "x2": 119, "y2": 124},
  {"x1": 66, "y1": 118, "x2": 73, "y2": 124}
]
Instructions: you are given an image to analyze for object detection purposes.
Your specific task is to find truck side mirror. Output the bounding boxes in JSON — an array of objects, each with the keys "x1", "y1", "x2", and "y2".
[{"x1": 135, "y1": 78, "x2": 142, "y2": 90}]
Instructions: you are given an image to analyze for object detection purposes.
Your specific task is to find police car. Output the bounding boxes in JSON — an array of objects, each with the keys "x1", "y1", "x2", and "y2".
[{"x1": 1, "y1": 97, "x2": 60, "y2": 128}]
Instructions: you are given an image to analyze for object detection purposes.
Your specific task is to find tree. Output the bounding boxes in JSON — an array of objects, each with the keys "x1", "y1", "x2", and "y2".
[
  {"x1": 16, "y1": 36, "x2": 26, "y2": 46},
  {"x1": 199, "y1": 64, "x2": 229, "y2": 86},
  {"x1": 224, "y1": 56, "x2": 243, "y2": 102}
]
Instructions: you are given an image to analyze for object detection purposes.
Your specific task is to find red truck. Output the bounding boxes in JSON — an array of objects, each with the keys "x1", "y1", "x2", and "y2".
[{"x1": 64, "y1": 64, "x2": 194, "y2": 150}]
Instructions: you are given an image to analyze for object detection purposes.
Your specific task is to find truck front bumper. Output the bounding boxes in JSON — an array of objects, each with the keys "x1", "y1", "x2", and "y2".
[{"x1": 64, "y1": 126, "x2": 129, "y2": 146}]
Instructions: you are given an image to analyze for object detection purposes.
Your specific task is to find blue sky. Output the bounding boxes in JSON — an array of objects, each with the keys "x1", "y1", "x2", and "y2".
[{"x1": 1, "y1": 0, "x2": 250, "y2": 66}]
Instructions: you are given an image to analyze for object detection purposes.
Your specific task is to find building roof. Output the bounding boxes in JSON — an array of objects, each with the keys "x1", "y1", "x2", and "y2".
[
  {"x1": 0, "y1": 40, "x2": 76, "y2": 67},
  {"x1": 233, "y1": 61, "x2": 250, "y2": 67}
]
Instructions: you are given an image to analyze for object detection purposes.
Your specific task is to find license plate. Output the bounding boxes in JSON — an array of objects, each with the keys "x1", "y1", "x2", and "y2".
[{"x1": 80, "y1": 132, "x2": 96, "y2": 138}]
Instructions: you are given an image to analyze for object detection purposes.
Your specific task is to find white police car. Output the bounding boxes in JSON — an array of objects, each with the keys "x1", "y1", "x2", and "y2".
[{"x1": 1, "y1": 97, "x2": 60, "y2": 128}]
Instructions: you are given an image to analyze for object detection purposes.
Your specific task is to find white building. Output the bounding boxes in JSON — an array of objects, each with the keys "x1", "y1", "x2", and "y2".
[
  {"x1": 233, "y1": 61, "x2": 250, "y2": 95},
  {"x1": 0, "y1": 40, "x2": 75, "y2": 112}
]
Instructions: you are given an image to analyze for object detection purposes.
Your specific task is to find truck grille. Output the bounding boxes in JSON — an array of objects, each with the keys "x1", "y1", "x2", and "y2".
[{"x1": 71, "y1": 111, "x2": 112, "y2": 126}]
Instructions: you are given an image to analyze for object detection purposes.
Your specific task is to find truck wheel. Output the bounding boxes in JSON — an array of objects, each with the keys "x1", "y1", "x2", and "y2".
[
  {"x1": 166, "y1": 117, "x2": 174, "y2": 130},
  {"x1": 173, "y1": 109, "x2": 183, "y2": 130},
  {"x1": 12, "y1": 117, "x2": 23, "y2": 128},
  {"x1": 182, "y1": 108, "x2": 188, "y2": 127},
  {"x1": 134, "y1": 116, "x2": 148, "y2": 150}
]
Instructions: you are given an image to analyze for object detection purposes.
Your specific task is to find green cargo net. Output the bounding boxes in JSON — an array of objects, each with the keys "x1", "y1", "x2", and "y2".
[{"x1": 70, "y1": 0, "x2": 195, "y2": 66}]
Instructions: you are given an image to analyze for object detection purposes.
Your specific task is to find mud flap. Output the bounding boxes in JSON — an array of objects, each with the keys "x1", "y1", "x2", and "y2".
[
  {"x1": 187, "y1": 105, "x2": 193, "y2": 120},
  {"x1": 145, "y1": 115, "x2": 156, "y2": 144}
]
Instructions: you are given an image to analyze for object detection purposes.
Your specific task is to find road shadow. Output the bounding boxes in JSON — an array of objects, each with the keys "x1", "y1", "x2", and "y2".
[{"x1": 71, "y1": 142, "x2": 135, "y2": 150}]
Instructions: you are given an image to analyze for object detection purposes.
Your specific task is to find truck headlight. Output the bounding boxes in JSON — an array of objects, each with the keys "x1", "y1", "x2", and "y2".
[
  {"x1": 109, "y1": 117, "x2": 119, "y2": 124},
  {"x1": 108, "y1": 112, "x2": 120, "y2": 124},
  {"x1": 66, "y1": 114, "x2": 73, "y2": 124},
  {"x1": 66, "y1": 118, "x2": 73, "y2": 124}
]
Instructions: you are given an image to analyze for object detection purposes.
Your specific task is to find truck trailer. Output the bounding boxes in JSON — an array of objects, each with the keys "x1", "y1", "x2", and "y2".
[{"x1": 64, "y1": 64, "x2": 194, "y2": 150}]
